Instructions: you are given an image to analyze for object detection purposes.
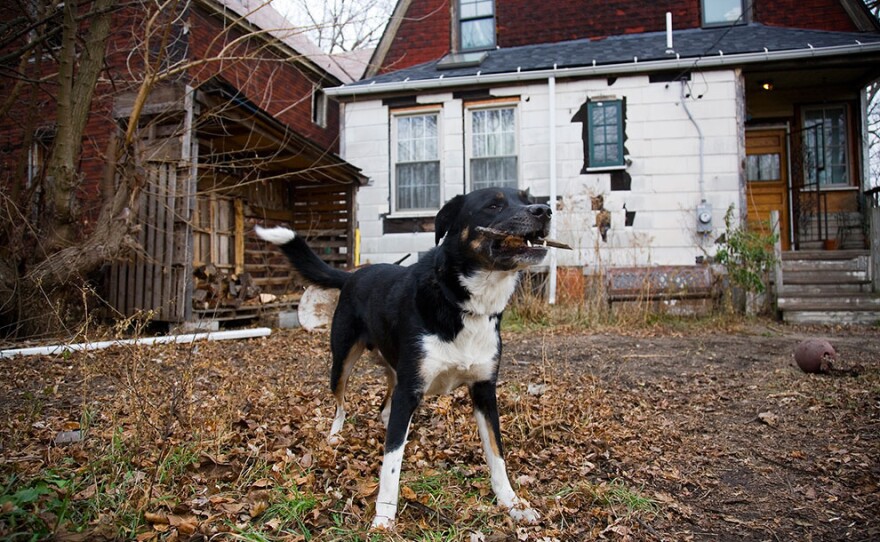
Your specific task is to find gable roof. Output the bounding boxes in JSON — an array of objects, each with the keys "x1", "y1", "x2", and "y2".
[
  {"x1": 327, "y1": 23, "x2": 880, "y2": 96},
  {"x1": 206, "y1": 0, "x2": 356, "y2": 83}
]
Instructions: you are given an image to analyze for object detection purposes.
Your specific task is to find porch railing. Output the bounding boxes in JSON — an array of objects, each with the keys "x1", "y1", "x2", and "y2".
[
  {"x1": 868, "y1": 187, "x2": 880, "y2": 294},
  {"x1": 789, "y1": 123, "x2": 829, "y2": 248}
]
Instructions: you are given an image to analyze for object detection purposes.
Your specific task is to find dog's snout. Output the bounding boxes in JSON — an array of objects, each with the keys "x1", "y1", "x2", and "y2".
[{"x1": 528, "y1": 204, "x2": 552, "y2": 219}]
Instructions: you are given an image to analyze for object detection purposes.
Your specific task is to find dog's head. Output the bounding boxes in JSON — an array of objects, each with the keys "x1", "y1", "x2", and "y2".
[{"x1": 435, "y1": 187, "x2": 552, "y2": 271}]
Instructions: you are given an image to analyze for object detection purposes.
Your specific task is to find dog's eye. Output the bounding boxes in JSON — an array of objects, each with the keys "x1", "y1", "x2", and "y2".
[{"x1": 486, "y1": 202, "x2": 504, "y2": 211}]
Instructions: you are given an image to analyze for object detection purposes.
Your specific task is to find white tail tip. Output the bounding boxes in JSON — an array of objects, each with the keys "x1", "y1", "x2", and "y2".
[{"x1": 255, "y1": 225, "x2": 296, "y2": 245}]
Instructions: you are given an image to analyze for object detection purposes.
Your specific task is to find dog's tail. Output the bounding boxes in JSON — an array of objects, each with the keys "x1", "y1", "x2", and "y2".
[{"x1": 254, "y1": 225, "x2": 349, "y2": 290}]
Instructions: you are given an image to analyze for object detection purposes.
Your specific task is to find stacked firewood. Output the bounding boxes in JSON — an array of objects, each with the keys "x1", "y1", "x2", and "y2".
[{"x1": 192, "y1": 264, "x2": 262, "y2": 310}]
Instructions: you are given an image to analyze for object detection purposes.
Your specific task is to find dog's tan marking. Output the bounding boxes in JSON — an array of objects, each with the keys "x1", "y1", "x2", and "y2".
[
  {"x1": 482, "y1": 417, "x2": 501, "y2": 456},
  {"x1": 329, "y1": 342, "x2": 365, "y2": 440}
]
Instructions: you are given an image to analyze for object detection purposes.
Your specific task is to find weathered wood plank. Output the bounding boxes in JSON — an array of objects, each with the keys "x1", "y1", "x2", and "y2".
[
  {"x1": 234, "y1": 199, "x2": 245, "y2": 275},
  {"x1": 133, "y1": 176, "x2": 150, "y2": 313},
  {"x1": 162, "y1": 166, "x2": 177, "y2": 320},
  {"x1": 152, "y1": 165, "x2": 167, "y2": 315}
]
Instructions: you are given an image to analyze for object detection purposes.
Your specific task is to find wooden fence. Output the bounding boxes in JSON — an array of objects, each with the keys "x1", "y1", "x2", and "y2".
[{"x1": 108, "y1": 163, "x2": 192, "y2": 323}]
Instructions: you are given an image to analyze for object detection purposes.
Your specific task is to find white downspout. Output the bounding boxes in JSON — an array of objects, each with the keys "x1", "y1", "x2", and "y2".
[{"x1": 548, "y1": 75, "x2": 558, "y2": 304}]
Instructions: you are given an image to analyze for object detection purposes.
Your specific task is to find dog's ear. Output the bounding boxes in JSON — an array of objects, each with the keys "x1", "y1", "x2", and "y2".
[
  {"x1": 520, "y1": 187, "x2": 534, "y2": 203},
  {"x1": 435, "y1": 194, "x2": 465, "y2": 245}
]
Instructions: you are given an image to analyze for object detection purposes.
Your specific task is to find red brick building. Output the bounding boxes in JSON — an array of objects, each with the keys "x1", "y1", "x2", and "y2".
[{"x1": 0, "y1": 0, "x2": 365, "y2": 326}]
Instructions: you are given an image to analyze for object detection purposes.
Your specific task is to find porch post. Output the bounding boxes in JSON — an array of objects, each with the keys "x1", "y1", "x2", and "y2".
[
  {"x1": 872, "y1": 207, "x2": 880, "y2": 294},
  {"x1": 771, "y1": 210, "x2": 783, "y2": 301}
]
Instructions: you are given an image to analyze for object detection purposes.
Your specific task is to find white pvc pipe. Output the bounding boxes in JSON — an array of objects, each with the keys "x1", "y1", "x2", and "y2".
[
  {"x1": 548, "y1": 75, "x2": 558, "y2": 305},
  {"x1": 0, "y1": 327, "x2": 273, "y2": 358}
]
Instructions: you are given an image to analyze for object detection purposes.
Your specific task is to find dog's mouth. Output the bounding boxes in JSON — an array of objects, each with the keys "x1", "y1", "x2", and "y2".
[{"x1": 475, "y1": 226, "x2": 572, "y2": 251}]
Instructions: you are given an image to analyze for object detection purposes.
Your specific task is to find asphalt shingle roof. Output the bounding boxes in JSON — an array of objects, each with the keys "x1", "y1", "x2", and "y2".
[{"x1": 347, "y1": 23, "x2": 880, "y2": 87}]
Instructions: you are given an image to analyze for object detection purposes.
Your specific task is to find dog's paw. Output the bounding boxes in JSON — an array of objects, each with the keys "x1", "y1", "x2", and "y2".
[
  {"x1": 370, "y1": 515, "x2": 395, "y2": 531},
  {"x1": 508, "y1": 502, "x2": 540, "y2": 524}
]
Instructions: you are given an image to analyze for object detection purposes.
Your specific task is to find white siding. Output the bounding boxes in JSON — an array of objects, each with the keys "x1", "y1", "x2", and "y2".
[{"x1": 340, "y1": 70, "x2": 745, "y2": 268}]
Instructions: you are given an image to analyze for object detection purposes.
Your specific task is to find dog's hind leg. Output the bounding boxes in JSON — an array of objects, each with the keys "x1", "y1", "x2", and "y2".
[
  {"x1": 371, "y1": 386, "x2": 421, "y2": 530},
  {"x1": 328, "y1": 331, "x2": 365, "y2": 444},
  {"x1": 470, "y1": 381, "x2": 540, "y2": 524}
]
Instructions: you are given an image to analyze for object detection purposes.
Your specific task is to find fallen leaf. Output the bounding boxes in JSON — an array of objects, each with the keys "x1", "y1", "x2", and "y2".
[
  {"x1": 401, "y1": 486, "x2": 417, "y2": 500},
  {"x1": 250, "y1": 500, "x2": 268, "y2": 518},
  {"x1": 144, "y1": 512, "x2": 168, "y2": 524}
]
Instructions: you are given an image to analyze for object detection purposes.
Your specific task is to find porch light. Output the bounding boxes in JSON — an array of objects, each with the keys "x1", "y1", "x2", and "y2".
[{"x1": 760, "y1": 80, "x2": 774, "y2": 91}]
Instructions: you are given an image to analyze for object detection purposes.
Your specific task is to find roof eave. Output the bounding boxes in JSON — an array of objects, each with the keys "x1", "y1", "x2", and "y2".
[{"x1": 325, "y1": 41, "x2": 880, "y2": 97}]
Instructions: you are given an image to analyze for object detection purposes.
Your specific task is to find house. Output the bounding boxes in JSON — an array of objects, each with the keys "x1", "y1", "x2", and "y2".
[
  {"x1": 0, "y1": 0, "x2": 365, "y2": 328},
  {"x1": 326, "y1": 0, "x2": 880, "y2": 323}
]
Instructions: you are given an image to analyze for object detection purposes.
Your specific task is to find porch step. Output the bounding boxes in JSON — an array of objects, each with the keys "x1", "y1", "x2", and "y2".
[
  {"x1": 776, "y1": 250, "x2": 879, "y2": 325},
  {"x1": 777, "y1": 293, "x2": 880, "y2": 310},
  {"x1": 782, "y1": 310, "x2": 880, "y2": 325},
  {"x1": 781, "y1": 250, "x2": 870, "y2": 272}
]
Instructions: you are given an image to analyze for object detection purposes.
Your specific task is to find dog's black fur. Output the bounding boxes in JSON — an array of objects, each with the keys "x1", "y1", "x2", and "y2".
[{"x1": 256, "y1": 187, "x2": 550, "y2": 528}]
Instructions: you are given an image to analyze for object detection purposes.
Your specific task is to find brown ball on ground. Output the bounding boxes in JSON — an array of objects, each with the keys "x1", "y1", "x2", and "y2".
[{"x1": 793, "y1": 338, "x2": 836, "y2": 374}]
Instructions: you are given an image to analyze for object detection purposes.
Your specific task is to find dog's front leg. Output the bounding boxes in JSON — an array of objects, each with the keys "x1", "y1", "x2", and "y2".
[
  {"x1": 371, "y1": 387, "x2": 421, "y2": 530},
  {"x1": 471, "y1": 381, "x2": 540, "y2": 524}
]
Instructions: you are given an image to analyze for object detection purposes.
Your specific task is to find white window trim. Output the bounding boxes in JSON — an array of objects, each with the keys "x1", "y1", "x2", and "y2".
[
  {"x1": 458, "y1": 0, "x2": 496, "y2": 52},
  {"x1": 465, "y1": 101, "x2": 520, "y2": 192},
  {"x1": 700, "y1": 0, "x2": 747, "y2": 27},
  {"x1": 312, "y1": 86, "x2": 327, "y2": 128},
  {"x1": 390, "y1": 106, "x2": 444, "y2": 216},
  {"x1": 585, "y1": 165, "x2": 628, "y2": 173}
]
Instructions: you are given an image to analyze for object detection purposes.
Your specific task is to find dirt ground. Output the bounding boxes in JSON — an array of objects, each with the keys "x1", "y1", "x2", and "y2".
[{"x1": 1, "y1": 322, "x2": 878, "y2": 541}]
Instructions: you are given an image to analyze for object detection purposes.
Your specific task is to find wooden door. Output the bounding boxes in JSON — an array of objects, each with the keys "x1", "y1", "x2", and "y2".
[{"x1": 746, "y1": 129, "x2": 790, "y2": 250}]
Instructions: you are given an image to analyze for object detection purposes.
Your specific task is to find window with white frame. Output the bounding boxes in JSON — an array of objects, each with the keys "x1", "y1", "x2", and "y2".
[
  {"x1": 312, "y1": 87, "x2": 327, "y2": 127},
  {"x1": 701, "y1": 0, "x2": 745, "y2": 27},
  {"x1": 459, "y1": 0, "x2": 495, "y2": 51},
  {"x1": 393, "y1": 111, "x2": 441, "y2": 212},
  {"x1": 803, "y1": 105, "x2": 849, "y2": 187},
  {"x1": 468, "y1": 106, "x2": 517, "y2": 191}
]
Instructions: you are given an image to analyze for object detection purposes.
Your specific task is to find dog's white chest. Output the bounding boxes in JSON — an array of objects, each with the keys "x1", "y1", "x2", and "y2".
[{"x1": 420, "y1": 314, "x2": 499, "y2": 395}]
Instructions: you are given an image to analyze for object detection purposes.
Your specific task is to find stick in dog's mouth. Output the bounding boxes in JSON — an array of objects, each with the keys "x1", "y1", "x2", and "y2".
[{"x1": 475, "y1": 226, "x2": 573, "y2": 250}]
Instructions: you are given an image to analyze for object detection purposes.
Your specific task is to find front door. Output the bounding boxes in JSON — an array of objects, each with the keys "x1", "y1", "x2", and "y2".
[{"x1": 745, "y1": 129, "x2": 790, "y2": 250}]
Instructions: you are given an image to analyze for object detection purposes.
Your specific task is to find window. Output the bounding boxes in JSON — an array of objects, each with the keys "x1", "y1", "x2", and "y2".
[
  {"x1": 701, "y1": 0, "x2": 745, "y2": 27},
  {"x1": 587, "y1": 100, "x2": 624, "y2": 169},
  {"x1": 803, "y1": 105, "x2": 849, "y2": 187},
  {"x1": 459, "y1": 0, "x2": 495, "y2": 51},
  {"x1": 468, "y1": 106, "x2": 517, "y2": 190},
  {"x1": 393, "y1": 112, "x2": 441, "y2": 212},
  {"x1": 27, "y1": 128, "x2": 54, "y2": 188},
  {"x1": 312, "y1": 87, "x2": 326, "y2": 127},
  {"x1": 747, "y1": 153, "x2": 781, "y2": 182}
]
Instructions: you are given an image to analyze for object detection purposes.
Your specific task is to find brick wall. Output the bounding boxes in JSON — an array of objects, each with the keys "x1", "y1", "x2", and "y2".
[
  {"x1": 0, "y1": 2, "x2": 343, "y2": 243},
  {"x1": 497, "y1": 0, "x2": 698, "y2": 46},
  {"x1": 188, "y1": 8, "x2": 340, "y2": 151},
  {"x1": 755, "y1": 1, "x2": 858, "y2": 32},
  {"x1": 378, "y1": 0, "x2": 452, "y2": 75}
]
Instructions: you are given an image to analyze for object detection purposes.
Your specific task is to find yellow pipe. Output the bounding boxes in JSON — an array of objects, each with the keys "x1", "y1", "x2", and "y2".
[{"x1": 354, "y1": 228, "x2": 361, "y2": 267}]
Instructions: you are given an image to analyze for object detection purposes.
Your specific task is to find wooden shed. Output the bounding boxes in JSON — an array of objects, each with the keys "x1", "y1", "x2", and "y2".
[{"x1": 107, "y1": 81, "x2": 365, "y2": 325}]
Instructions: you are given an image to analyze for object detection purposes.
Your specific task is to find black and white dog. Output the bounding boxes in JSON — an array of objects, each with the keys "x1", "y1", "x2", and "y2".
[{"x1": 256, "y1": 187, "x2": 556, "y2": 529}]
